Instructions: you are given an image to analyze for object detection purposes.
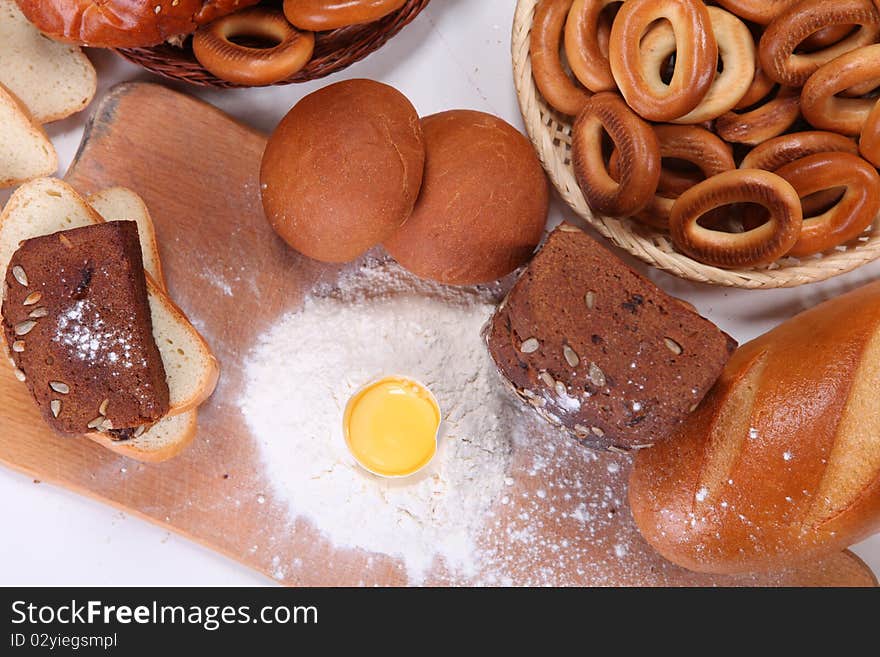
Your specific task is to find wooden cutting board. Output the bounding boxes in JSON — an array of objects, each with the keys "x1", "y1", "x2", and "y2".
[{"x1": 0, "y1": 82, "x2": 874, "y2": 586}]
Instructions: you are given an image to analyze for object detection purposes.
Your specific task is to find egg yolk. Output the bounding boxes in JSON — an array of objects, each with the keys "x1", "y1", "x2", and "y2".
[{"x1": 343, "y1": 376, "x2": 440, "y2": 478}]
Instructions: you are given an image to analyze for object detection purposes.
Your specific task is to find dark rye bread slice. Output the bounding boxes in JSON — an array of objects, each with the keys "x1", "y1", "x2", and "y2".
[
  {"x1": 484, "y1": 224, "x2": 736, "y2": 451},
  {"x1": 2, "y1": 221, "x2": 170, "y2": 439}
]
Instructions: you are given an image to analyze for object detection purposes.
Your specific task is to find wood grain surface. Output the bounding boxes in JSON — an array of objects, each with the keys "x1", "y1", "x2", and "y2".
[{"x1": 0, "y1": 82, "x2": 874, "y2": 586}]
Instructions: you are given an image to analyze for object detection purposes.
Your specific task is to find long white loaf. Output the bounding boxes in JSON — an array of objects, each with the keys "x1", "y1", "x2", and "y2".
[{"x1": 629, "y1": 281, "x2": 880, "y2": 573}]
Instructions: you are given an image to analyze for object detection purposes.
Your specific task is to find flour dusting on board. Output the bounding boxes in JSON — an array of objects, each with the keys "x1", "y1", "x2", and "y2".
[{"x1": 239, "y1": 260, "x2": 521, "y2": 582}]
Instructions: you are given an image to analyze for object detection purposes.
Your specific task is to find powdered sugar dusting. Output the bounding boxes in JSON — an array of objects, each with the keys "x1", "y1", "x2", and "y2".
[{"x1": 54, "y1": 298, "x2": 144, "y2": 371}]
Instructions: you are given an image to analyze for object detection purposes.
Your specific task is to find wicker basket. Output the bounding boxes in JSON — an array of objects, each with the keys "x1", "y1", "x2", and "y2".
[
  {"x1": 512, "y1": 0, "x2": 880, "y2": 289},
  {"x1": 117, "y1": 0, "x2": 431, "y2": 88}
]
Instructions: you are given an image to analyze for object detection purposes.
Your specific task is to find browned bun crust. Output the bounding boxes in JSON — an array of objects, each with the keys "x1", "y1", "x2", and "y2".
[
  {"x1": 260, "y1": 79, "x2": 425, "y2": 264},
  {"x1": 384, "y1": 110, "x2": 549, "y2": 286},
  {"x1": 14, "y1": 0, "x2": 260, "y2": 47}
]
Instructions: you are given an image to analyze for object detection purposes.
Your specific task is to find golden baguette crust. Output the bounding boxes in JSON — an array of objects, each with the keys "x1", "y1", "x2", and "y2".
[{"x1": 629, "y1": 280, "x2": 880, "y2": 574}]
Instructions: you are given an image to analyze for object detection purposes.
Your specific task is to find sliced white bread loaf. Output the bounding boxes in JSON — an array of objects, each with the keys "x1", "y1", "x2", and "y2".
[
  {"x1": 0, "y1": 85, "x2": 57, "y2": 188},
  {"x1": 0, "y1": 178, "x2": 219, "y2": 418},
  {"x1": 0, "y1": 0, "x2": 96, "y2": 123},
  {"x1": 89, "y1": 187, "x2": 167, "y2": 290},
  {"x1": 88, "y1": 186, "x2": 197, "y2": 462}
]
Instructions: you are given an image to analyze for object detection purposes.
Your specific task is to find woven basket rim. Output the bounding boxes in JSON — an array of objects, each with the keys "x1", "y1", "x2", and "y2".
[
  {"x1": 117, "y1": 0, "x2": 431, "y2": 88},
  {"x1": 511, "y1": 0, "x2": 880, "y2": 289}
]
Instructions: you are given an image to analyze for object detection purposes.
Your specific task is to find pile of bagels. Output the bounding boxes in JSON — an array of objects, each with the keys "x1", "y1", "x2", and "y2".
[
  {"x1": 532, "y1": 0, "x2": 880, "y2": 269},
  {"x1": 260, "y1": 78, "x2": 549, "y2": 286}
]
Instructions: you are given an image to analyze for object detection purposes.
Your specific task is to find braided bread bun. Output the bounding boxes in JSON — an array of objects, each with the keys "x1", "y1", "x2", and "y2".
[
  {"x1": 630, "y1": 281, "x2": 880, "y2": 573},
  {"x1": 14, "y1": 0, "x2": 260, "y2": 47}
]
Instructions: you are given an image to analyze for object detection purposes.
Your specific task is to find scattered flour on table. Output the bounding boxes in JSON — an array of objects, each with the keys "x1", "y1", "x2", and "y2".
[{"x1": 239, "y1": 261, "x2": 519, "y2": 582}]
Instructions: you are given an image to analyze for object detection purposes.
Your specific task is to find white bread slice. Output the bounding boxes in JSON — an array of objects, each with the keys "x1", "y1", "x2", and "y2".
[
  {"x1": 0, "y1": 0, "x2": 96, "y2": 123},
  {"x1": 0, "y1": 84, "x2": 57, "y2": 188},
  {"x1": 145, "y1": 287, "x2": 219, "y2": 414},
  {"x1": 0, "y1": 178, "x2": 219, "y2": 418},
  {"x1": 89, "y1": 187, "x2": 167, "y2": 289}
]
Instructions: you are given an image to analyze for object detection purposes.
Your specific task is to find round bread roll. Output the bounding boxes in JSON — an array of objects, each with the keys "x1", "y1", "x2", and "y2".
[
  {"x1": 13, "y1": 0, "x2": 260, "y2": 47},
  {"x1": 384, "y1": 110, "x2": 549, "y2": 285},
  {"x1": 260, "y1": 79, "x2": 425, "y2": 264}
]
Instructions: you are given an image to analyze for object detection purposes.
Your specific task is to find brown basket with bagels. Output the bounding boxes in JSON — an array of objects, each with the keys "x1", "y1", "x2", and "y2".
[
  {"x1": 14, "y1": 0, "x2": 431, "y2": 87},
  {"x1": 512, "y1": 0, "x2": 880, "y2": 288}
]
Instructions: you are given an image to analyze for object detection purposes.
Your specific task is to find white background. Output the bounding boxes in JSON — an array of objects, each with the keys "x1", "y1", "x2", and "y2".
[{"x1": 0, "y1": 0, "x2": 878, "y2": 584}]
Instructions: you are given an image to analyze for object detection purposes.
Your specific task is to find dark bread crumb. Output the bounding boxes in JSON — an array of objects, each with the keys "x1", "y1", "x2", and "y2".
[
  {"x1": 2, "y1": 221, "x2": 169, "y2": 438},
  {"x1": 484, "y1": 224, "x2": 736, "y2": 451}
]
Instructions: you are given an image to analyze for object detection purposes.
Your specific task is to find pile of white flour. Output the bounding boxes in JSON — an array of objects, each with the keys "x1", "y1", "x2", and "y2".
[{"x1": 240, "y1": 261, "x2": 518, "y2": 582}]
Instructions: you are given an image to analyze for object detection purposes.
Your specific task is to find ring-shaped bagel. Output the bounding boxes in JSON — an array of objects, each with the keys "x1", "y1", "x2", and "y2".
[
  {"x1": 859, "y1": 99, "x2": 880, "y2": 167},
  {"x1": 638, "y1": 6, "x2": 755, "y2": 124},
  {"x1": 608, "y1": 0, "x2": 717, "y2": 122},
  {"x1": 282, "y1": 0, "x2": 407, "y2": 31},
  {"x1": 714, "y1": 0, "x2": 799, "y2": 25},
  {"x1": 775, "y1": 152, "x2": 880, "y2": 257},
  {"x1": 669, "y1": 169, "x2": 802, "y2": 268},
  {"x1": 739, "y1": 131, "x2": 859, "y2": 230},
  {"x1": 740, "y1": 131, "x2": 859, "y2": 170},
  {"x1": 193, "y1": 8, "x2": 315, "y2": 86},
  {"x1": 715, "y1": 86, "x2": 800, "y2": 145},
  {"x1": 610, "y1": 125, "x2": 735, "y2": 228},
  {"x1": 612, "y1": 152, "x2": 708, "y2": 200},
  {"x1": 758, "y1": 0, "x2": 880, "y2": 87},
  {"x1": 571, "y1": 92, "x2": 661, "y2": 216},
  {"x1": 565, "y1": 0, "x2": 620, "y2": 93},
  {"x1": 657, "y1": 167, "x2": 705, "y2": 197},
  {"x1": 801, "y1": 44, "x2": 880, "y2": 135},
  {"x1": 531, "y1": 0, "x2": 591, "y2": 116},
  {"x1": 801, "y1": 24, "x2": 858, "y2": 53},
  {"x1": 734, "y1": 64, "x2": 776, "y2": 110}
]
